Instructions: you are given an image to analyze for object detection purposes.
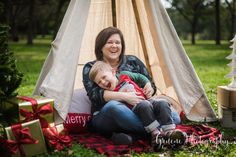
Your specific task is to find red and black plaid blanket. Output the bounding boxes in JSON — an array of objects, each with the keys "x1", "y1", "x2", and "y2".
[{"x1": 72, "y1": 124, "x2": 222, "y2": 157}]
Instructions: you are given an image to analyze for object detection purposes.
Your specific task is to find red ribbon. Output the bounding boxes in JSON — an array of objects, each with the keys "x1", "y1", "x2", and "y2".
[
  {"x1": 43, "y1": 126, "x2": 72, "y2": 151},
  {"x1": 9, "y1": 124, "x2": 38, "y2": 157},
  {"x1": 18, "y1": 96, "x2": 53, "y2": 128},
  {"x1": 0, "y1": 136, "x2": 16, "y2": 156}
]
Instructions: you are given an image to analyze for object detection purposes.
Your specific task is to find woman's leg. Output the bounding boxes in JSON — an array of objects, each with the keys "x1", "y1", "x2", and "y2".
[
  {"x1": 171, "y1": 108, "x2": 181, "y2": 124},
  {"x1": 92, "y1": 100, "x2": 145, "y2": 136}
]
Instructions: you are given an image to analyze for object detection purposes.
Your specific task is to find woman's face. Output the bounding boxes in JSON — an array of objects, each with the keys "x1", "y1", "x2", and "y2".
[{"x1": 102, "y1": 34, "x2": 122, "y2": 63}]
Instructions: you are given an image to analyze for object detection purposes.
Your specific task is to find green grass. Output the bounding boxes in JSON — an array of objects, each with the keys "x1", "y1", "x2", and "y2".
[
  {"x1": 10, "y1": 37, "x2": 51, "y2": 96},
  {"x1": 7, "y1": 37, "x2": 236, "y2": 156},
  {"x1": 183, "y1": 40, "x2": 231, "y2": 112}
]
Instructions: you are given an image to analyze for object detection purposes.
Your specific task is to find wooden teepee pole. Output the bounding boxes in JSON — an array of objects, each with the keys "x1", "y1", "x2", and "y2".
[
  {"x1": 111, "y1": 0, "x2": 117, "y2": 27},
  {"x1": 131, "y1": 0, "x2": 153, "y2": 78}
]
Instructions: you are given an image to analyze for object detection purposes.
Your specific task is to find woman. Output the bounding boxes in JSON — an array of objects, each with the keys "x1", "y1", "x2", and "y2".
[{"x1": 82, "y1": 26, "x2": 181, "y2": 145}]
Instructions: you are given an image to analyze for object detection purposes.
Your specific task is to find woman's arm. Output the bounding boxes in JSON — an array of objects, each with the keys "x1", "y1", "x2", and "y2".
[
  {"x1": 104, "y1": 90, "x2": 145, "y2": 106},
  {"x1": 82, "y1": 61, "x2": 106, "y2": 107},
  {"x1": 124, "y1": 55, "x2": 157, "y2": 95}
]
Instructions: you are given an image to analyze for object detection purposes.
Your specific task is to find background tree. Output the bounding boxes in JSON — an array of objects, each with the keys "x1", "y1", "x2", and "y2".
[
  {"x1": 0, "y1": 2, "x2": 23, "y2": 125},
  {"x1": 0, "y1": 25, "x2": 23, "y2": 102},
  {"x1": 27, "y1": 0, "x2": 35, "y2": 45},
  {"x1": 166, "y1": 0, "x2": 210, "y2": 44},
  {"x1": 2, "y1": 0, "x2": 69, "y2": 44},
  {"x1": 0, "y1": 0, "x2": 235, "y2": 44},
  {"x1": 52, "y1": 0, "x2": 68, "y2": 39},
  {"x1": 215, "y1": 0, "x2": 221, "y2": 45}
]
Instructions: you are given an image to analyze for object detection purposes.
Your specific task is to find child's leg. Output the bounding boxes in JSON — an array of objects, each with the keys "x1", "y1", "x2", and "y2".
[
  {"x1": 149, "y1": 99, "x2": 186, "y2": 150},
  {"x1": 134, "y1": 100, "x2": 186, "y2": 151},
  {"x1": 133, "y1": 100, "x2": 160, "y2": 134},
  {"x1": 149, "y1": 99, "x2": 176, "y2": 131}
]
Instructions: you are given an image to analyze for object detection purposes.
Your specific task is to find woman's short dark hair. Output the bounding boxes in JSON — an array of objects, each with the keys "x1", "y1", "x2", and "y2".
[{"x1": 95, "y1": 26, "x2": 125, "y2": 61}]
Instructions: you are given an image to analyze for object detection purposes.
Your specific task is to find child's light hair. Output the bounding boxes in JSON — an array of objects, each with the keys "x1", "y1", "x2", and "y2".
[{"x1": 89, "y1": 61, "x2": 112, "y2": 81}]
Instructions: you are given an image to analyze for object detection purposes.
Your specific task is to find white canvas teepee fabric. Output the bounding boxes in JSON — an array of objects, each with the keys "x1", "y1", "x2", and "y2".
[
  {"x1": 33, "y1": 0, "x2": 91, "y2": 120},
  {"x1": 34, "y1": 0, "x2": 217, "y2": 122}
]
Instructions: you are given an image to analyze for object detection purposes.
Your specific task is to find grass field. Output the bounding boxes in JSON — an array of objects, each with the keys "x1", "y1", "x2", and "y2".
[{"x1": 8, "y1": 37, "x2": 236, "y2": 156}]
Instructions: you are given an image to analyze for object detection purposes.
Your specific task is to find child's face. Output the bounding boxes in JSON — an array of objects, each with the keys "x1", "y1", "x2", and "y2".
[{"x1": 94, "y1": 70, "x2": 117, "y2": 90}]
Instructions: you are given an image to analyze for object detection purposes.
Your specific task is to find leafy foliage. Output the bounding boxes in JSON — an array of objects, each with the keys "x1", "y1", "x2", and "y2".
[{"x1": 0, "y1": 25, "x2": 23, "y2": 102}]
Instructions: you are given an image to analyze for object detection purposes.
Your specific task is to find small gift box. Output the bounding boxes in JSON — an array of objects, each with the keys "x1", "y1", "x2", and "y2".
[
  {"x1": 5, "y1": 95, "x2": 54, "y2": 128},
  {"x1": 5, "y1": 119, "x2": 47, "y2": 157},
  {"x1": 217, "y1": 86, "x2": 236, "y2": 109},
  {"x1": 43, "y1": 124, "x2": 72, "y2": 151}
]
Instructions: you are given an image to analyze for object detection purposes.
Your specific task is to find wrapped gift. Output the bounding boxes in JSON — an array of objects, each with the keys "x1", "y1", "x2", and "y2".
[
  {"x1": 218, "y1": 105, "x2": 236, "y2": 128},
  {"x1": 5, "y1": 119, "x2": 47, "y2": 157},
  {"x1": 43, "y1": 124, "x2": 72, "y2": 151},
  {"x1": 5, "y1": 95, "x2": 54, "y2": 128},
  {"x1": 217, "y1": 86, "x2": 236, "y2": 108}
]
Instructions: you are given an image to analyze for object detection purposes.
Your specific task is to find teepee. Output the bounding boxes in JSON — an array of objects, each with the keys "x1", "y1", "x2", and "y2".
[{"x1": 33, "y1": 0, "x2": 217, "y2": 122}]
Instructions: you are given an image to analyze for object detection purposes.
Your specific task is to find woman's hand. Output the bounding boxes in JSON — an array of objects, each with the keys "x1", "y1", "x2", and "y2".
[
  {"x1": 104, "y1": 90, "x2": 144, "y2": 106},
  {"x1": 123, "y1": 92, "x2": 145, "y2": 106},
  {"x1": 143, "y1": 82, "x2": 154, "y2": 99}
]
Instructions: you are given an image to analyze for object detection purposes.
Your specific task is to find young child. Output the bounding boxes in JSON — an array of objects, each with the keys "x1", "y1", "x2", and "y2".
[{"x1": 89, "y1": 61, "x2": 186, "y2": 150}]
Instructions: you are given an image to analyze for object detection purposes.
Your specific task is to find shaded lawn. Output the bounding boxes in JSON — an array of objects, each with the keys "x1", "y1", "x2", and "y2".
[
  {"x1": 8, "y1": 37, "x2": 236, "y2": 156},
  {"x1": 11, "y1": 37, "x2": 51, "y2": 96}
]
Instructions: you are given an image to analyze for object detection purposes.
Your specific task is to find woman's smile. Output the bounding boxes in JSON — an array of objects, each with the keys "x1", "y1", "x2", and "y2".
[{"x1": 102, "y1": 34, "x2": 122, "y2": 62}]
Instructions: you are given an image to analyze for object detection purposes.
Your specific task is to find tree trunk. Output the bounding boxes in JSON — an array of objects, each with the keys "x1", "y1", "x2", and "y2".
[
  {"x1": 215, "y1": 0, "x2": 221, "y2": 45},
  {"x1": 27, "y1": 0, "x2": 35, "y2": 45},
  {"x1": 6, "y1": 0, "x2": 19, "y2": 42},
  {"x1": 191, "y1": 16, "x2": 197, "y2": 45},
  {"x1": 191, "y1": 26, "x2": 195, "y2": 45}
]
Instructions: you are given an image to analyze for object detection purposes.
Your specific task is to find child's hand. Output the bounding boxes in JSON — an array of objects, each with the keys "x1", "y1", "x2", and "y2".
[{"x1": 143, "y1": 82, "x2": 154, "y2": 99}]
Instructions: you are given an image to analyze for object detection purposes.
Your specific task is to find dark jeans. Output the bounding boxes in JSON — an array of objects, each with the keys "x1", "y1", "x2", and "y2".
[
  {"x1": 91, "y1": 100, "x2": 180, "y2": 136},
  {"x1": 133, "y1": 99, "x2": 175, "y2": 133}
]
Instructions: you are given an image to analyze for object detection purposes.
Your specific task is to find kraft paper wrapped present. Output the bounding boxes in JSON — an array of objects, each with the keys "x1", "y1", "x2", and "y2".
[
  {"x1": 217, "y1": 86, "x2": 236, "y2": 108},
  {"x1": 43, "y1": 124, "x2": 72, "y2": 151},
  {"x1": 4, "y1": 95, "x2": 54, "y2": 128},
  {"x1": 5, "y1": 119, "x2": 47, "y2": 157},
  {"x1": 218, "y1": 105, "x2": 236, "y2": 128}
]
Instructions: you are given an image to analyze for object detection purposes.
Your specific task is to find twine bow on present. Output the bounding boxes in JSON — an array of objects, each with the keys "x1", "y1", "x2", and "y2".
[
  {"x1": 43, "y1": 126, "x2": 72, "y2": 151},
  {"x1": 18, "y1": 96, "x2": 53, "y2": 128},
  {"x1": 8, "y1": 124, "x2": 38, "y2": 157}
]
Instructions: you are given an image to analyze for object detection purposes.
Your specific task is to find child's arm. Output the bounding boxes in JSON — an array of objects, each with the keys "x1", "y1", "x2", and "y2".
[
  {"x1": 120, "y1": 71, "x2": 149, "y2": 87},
  {"x1": 120, "y1": 71, "x2": 154, "y2": 98}
]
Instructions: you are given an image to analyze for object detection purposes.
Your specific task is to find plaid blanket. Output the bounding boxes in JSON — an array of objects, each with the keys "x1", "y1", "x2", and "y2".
[
  {"x1": 176, "y1": 124, "x2": 222, "y2": 145},
  {"x1": 72, "y1": 124, "x2": 222, "y2": 157},
  {"x1": 72, "y1": 133, "x2": 151, "y2": 156}
]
